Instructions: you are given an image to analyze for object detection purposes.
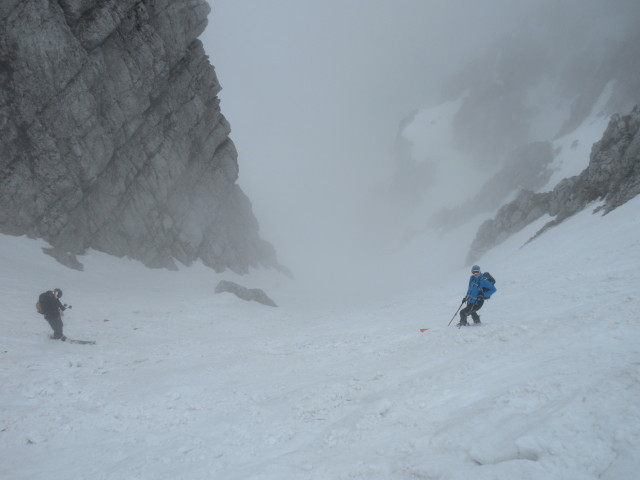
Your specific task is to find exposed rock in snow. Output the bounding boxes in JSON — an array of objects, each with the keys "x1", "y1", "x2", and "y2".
[{"x1": 215, "y1": 280, "x2": 278, "y2": 307}]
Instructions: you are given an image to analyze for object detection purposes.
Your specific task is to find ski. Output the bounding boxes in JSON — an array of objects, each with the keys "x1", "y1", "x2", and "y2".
[
  {"x1": 457, "y1": 322, "x2": 483, "y2": 329},
  {"x1": 65, "y1": 338, "x2": 96, "y2": 345}
]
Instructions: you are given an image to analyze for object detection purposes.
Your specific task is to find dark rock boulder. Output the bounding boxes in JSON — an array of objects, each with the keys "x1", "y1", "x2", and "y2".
[{"x1": 215, "y1": 280, "x2": 277, "y2": 307}]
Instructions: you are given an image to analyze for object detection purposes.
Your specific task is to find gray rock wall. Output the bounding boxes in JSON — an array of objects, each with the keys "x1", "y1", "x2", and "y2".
[
  {"x1": 468, "y1": 105, "x2": 640, "y2": 262},
  {"x1": 0, "y1": 0, "x2": 277, "y2": 272}
]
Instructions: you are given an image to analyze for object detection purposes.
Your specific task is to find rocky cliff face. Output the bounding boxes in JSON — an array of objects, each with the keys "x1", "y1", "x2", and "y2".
[
  {"x1": 468, "y1": 105, "x2": 640, "y2": 262},
  {"x1": 0, "y1": 0, "x2": 277, "y2": 272}
]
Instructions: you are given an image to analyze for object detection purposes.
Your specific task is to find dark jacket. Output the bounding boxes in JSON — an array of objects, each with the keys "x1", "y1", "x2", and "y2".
[{"x1": 39, "y1": 291, "x2": 65, "y2": 318}]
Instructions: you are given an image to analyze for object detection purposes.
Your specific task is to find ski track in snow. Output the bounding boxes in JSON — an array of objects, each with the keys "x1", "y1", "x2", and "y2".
[{"x1": 1, "y1": 197, "x2": 640, "y2": 479}]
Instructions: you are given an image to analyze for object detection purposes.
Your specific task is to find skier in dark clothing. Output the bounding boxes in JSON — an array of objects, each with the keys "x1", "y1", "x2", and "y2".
[
  {"x1": 458, "y1": 265, "x2": 496, "y2": 327},
  {"x1": 39, "y1": 288, "x2": 69, "y2": 340}
]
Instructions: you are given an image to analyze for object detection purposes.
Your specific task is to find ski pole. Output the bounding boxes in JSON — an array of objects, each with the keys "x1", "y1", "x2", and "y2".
[{"x1": 447, "y1": 298, "x2": 466, "y2": 326}]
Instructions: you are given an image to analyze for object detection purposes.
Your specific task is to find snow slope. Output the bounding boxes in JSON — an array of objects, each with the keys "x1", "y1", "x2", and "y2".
[{"x1": 1, "y1": 192, "x2": 639, "y2": 479}]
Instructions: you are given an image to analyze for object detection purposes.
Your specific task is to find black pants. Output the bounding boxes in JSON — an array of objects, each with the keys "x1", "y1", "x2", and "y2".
[
  {"x1": 45, "y1": 314, "x2": 64, "y2": 339},
  {"x1": 460, "y1": 299, "x2": 484, "y2": 323}
]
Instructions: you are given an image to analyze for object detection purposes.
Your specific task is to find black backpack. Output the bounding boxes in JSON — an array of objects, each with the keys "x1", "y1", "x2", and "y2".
[
  {"x1": 36, "y1": 292, "x2": 51, "y2": 315},
  {"x1": 482, "y1": 272, "x2": 496, "y2": 285}
]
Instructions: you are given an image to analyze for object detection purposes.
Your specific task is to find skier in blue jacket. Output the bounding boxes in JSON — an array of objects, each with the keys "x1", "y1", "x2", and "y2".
[{"x1": 458, "y1": 265, "x2": 496, "y2": 326}]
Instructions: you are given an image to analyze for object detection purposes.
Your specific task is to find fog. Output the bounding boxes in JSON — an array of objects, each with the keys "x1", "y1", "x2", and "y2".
[{"x1": 200, "y1": 0, "x2": 638, "y2": 292}]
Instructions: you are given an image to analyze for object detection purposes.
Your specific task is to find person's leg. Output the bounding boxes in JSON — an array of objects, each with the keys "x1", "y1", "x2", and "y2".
[
  {"x1": 459, "y1": 304, "x2": 472, "y2": 326},
  {"x1": 46, "y1": 315, "x2": 64, "y2": 339},
  {"x1": 470, "y1": 300, "x2": 484, "y2": 324}
]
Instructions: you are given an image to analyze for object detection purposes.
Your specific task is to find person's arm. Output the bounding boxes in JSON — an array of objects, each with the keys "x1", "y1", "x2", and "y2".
[
  {"x1": 481, "y1": 280, "x2": 496, "y2": 298},
  {"x1": 56, "y1": 298, "x2": 66, "y2": 311}
]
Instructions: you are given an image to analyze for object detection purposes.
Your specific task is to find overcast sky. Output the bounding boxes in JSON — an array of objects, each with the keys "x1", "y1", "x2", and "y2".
[
  {"x1": 198, "y1": 0, "x2": 637, "y2": 274},
  {"x1": 201, "y1": 0, "x2": 530, "y2": 180}
]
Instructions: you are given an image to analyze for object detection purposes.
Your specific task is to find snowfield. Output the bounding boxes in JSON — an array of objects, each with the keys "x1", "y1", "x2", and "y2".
[{"x1": 1, "y1": 195, "x2": 640, "y2": 480}]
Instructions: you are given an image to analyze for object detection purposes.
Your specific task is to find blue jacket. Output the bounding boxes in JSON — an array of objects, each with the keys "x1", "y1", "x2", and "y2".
[{"x1": 466, "y1": 274, "x2": 496, "y2": 304}]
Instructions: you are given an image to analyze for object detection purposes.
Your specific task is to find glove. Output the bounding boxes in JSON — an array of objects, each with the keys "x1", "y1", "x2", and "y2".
[
  {"x1": 462, "y1": 296, "x2": 467, "y2": 303},
  {"x1": 64, "y1": 304, "x2": 72, "y2": 309}
]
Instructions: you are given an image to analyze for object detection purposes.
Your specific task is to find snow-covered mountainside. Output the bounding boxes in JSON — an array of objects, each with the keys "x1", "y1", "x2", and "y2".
[
  {"x1": 468, "y1": 104, "x2": 640, "y2": 263},
  {"x1": 2, "y1": 190, "x2": 639, "y2": 479}
]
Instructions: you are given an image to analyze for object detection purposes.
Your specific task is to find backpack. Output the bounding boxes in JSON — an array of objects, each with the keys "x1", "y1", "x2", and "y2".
[
  {"x1": 36, "y1": 292, "x2": 49, "y2": 315},
  {"x1": 482, "y1": 272, "x2": 496, "y2": 285}
]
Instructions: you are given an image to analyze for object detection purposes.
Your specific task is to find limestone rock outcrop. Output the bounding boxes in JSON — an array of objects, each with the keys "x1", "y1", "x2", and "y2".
[
  {"x1": 468, "y1": 105, "x2": 640, "y2": 262},
  {"x1": 0, "y1": 0, "x2": 277, "y2": 272}
]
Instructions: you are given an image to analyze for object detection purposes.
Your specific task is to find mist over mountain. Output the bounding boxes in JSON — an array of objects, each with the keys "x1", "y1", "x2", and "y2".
[
  {"x1": 383, "y1": 0, "x2": 640, "y2": 261},
  {"x1": 441, "y1": 0, "x2": 640, "y2": 163},
  {"x1": 0, "y1": 0, "x2": 277, "y2": 273}
]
